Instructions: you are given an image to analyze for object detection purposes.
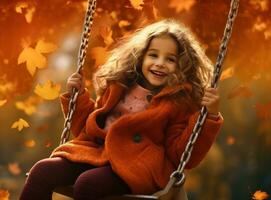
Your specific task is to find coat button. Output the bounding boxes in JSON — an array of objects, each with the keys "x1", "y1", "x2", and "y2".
[{"x1": 133, "y1": 133, "x2": 142, "y2": 143}]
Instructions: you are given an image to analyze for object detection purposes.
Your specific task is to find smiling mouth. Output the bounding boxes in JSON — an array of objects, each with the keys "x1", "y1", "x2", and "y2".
[{"x1": 150, "y1": 70, "x2": 167, "y2": 77}]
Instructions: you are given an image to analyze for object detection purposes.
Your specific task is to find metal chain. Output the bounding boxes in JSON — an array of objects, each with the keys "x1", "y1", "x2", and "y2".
[
  {"x1": 60, "y1": 0, "x2": 97, "y2": 144},
  {"x1": 171, "y1": 0, "x2": 240, "y2": 186}
]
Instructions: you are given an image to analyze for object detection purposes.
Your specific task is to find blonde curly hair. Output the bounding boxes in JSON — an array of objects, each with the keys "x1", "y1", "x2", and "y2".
[{"x1": 93, "y1": 19, "x2": 213, "y2": 105}]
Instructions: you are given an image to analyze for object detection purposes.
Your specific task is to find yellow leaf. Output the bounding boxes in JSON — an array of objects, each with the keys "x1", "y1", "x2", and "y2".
[
  {"x1": 35, "y1": 40, "x2": 57, "y2": 54},
  {"x1": 18, "y1": 47, "x2": 46, "y2": 76},
  {"x1": 89, "y1": 47, "x2": 108, "y2": 67},
  {"x1": 169, "y1": 0, "x2": 196, "y2": 13},
  {"x1": 15, "y1": 96, "x2": 41, "y2": 115},
  {"x1": 34, "y1": 80, "x2": 61, "y2": 100},
  {"x1": 15, "y1": 2, "x2": 28, "y2": 13},
  {"x1": 252, "y1": 190, "x2": 269, "y2": 200},
  {"x1": 100, "y1": 26, "x2": 114, "y2": 46},
  {"x1": 220, "y1": 67, "x2": 234, "y2": 81},
  {"x1": 11, "y1": 118, "x2": 30, "y2": 131},
  {"x1": 119, "y1": 20, "x2": 131, "y2": 28},
  {"x1": 25, "y1": 7, "x2": 35, "y2": 24},
  {"x1": 25, "y1": 139, "x2": 36, "y2": 148},
  {"x1": 129, "y1": 0, "x2": 144, "y2": 10},
  {"x1": 0, "y1": 189, "x2": 9, "y2": 200},
  {"x1": 0, "y1": 99, "x2": 7, "y2": 107},
  {"x1": 8, "y1": 162, "x2": 22, "y2": 175}
]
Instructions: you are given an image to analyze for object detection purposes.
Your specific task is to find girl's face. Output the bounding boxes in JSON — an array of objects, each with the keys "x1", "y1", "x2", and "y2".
[{"x1": 141, "y1": 35, "x2": 178, "y2": 90}]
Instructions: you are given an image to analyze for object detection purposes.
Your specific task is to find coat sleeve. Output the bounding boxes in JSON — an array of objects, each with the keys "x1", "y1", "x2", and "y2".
[
  {"x1": 165, "y1": 103, "x2": 224, "y2": 169},
  {"x1": 59, "y1": 88, "x2": 95, "y2": 137}
]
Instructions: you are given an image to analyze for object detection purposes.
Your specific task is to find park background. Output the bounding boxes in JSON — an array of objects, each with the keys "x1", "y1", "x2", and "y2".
[{"x1": 0, "y1": 0, "x2": 271, "y2": 199}]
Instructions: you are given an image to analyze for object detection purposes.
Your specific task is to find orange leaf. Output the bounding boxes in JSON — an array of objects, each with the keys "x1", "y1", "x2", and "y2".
[
  {"x1": 226, "y1": 135, "x2": 236, "y2": 145},
  {"x1": 45, "y1": 140, "x2": 52, "y2": 148},
  {"x1": 100, "y1": 26, "x2": 114, "y2": 46},
  {"x1": 0, "y1": 189, "x2": 9, "y2": 200},
  {"x1": 15, "y1": 96, "x2": 41, "y2": 115},
  {"x1": 18, "y1": 40, "x2": 57, "y2": 76},
  {"x1": 0, "y1": 99, "x2": 7, "y2": 107},
  {"x1": 34, "y1": 80, "x2": 61, "y2": 100},
  {"x1": 169, "y1": 0, "x2": 196, "y2": 13},
  {"x1": 24, "y1": 139, "x2": 36, "y2": 148},
  {"x1": 227, "y1": 85, "x2": 253, "y2": 99},
  {"x1": 35, "y1": 40, "x2": 57, "y2": 54},
  {"x1": 89, "y1": 47, "x2": 109, "y2": 68},
  {"x1": 129, "y1": 0, "x2": 144, "y2": 10},
  {"x1": 252, "y1": 190, "x2": 269, "y2": 200},
  {"x1": 8, "y1": 162, "x2": 22, "y2": 175},
  {"x1": 18, "y1": 47, "x2": 46, "y2": 76},
  {"x1": 220, "y1": 67, "x2": 234, "y2": 81},
  {"x1": 11, "y1": 118, "x2": 30, "y2": 131}
]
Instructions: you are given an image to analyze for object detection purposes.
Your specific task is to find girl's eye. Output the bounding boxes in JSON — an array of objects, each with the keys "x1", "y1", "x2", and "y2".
[
  {"x1": 148, "y1": 53, "x2": 158, "y2": 58},
  {"x1": 167, "y1": 57, "x2": 176, "y2": 63}
]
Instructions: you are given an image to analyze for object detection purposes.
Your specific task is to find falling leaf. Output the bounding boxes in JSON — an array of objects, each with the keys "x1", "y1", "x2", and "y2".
[
  {"x1": 24, "y1": 139, "x2": 36, "y2": 148},
  {"x1": 34, "y1": 80, "x2": 61, "y2": 100},
  {"x1": 220, "y1": 67, "x2": 234, "y2": 81},
  {"x1": 35, "y1": 40, "x2": 57, "y2": 54},
  {"x1": 0, "y1": 189, "x2": 9, "y2": 200},
  {"x1": 252, "y1": 17, "x2": 267, "y2": 32},
  {"x1": 249, "y1": 0, "x2": 269, "y2": 11},
  {"x1": 252, "y1": 190, "x2": 269, "y2": 200},
  {"x1": 89, "y1": 47, "x2": 109, "y2": 67},
  {"x1": 119, "y1": 20, "x2": 131, "y2": 28},
  {"x1": 8, "y1": 162, "x2": 22, "y2": 175},
  {"x1": 129, "y1": 0, "x2": 144, "y2": 10},
  {"x1": 0, "y1": 99, "x2": 7, "y2": 107},
  {"x1": 227, "y1": 85, "x2": 253, "y2": 99},
  {"x1": 11, "y1": 118, "x2": 30, "y2": 131},
  {"x1": 15, "y1": 96, "x2": 41, "y2": 115},
  {"x1": 18, "y1": 40, "x2": 57, "y2": 76},
  {"x1": 169, "y1": 0, "x2": 196, "y2": 13},
  {"x1": 100, "y1": 26, "x2": 114, "y2": 46},
  {"x1": 18, "y1": 47, "x2": 46, "y2": 76},
  {"x1": 15, "y1": 2, "x2": 28, "y2": 13},
  {"x1": 25, "y1": 7, "x2": 35, "y2": 23}
]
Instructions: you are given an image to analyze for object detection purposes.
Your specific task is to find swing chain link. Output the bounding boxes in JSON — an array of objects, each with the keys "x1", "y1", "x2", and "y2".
[
  {"x1": 171, "y1": 0, "x2": 239, "y2": 187},
  {"x1": 60, "y1": 0, "x2": 97, "y2": 145}
]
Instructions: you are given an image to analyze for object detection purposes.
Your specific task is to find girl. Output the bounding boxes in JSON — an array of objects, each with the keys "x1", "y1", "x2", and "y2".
[{"x1": 20, "y1": 19, "x2": 223, "y2": 200}]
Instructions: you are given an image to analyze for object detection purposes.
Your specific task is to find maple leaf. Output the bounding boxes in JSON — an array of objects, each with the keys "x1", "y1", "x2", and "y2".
[
  {"x1": 35, "y1": 40, "x2": 57, "y2": 54},
  {"x1": 11, "y1": 118, "x2": 30, "y2": 131},
  {"x1": 0, "y1": 99, "x2": 7, "y2": 107},
  {"x1": 18, "y1": 40, "x2": 57, "y2": 76},
  {"x1": 169, "y1": 0, "x2": 196, "y2": 13},
  {"x1": 220, "y1": 67, "x2": 234, "y2": 81},
  {"x1": 252, "y1": 190, "x2": 269, "y2": 200},
  {"x1": 0, "y1": 189, "x2": 9, "y2": 200},
  {"x1": 129, "y1": 0, "x2": 144, "y2": 10},
  {"x1": 8, "y1": 162, "x2": 22, "y2": 175},
  {"x1": 89, "y1": 47, "x2": 109, "y2": 68},
  {"x1": 25, "y1": 139, "x2": 36, "y2": 148},
  {"x1": 227, "y1": 85, "x2": 253, "y2": 99},
  {"x1": 15, "y1": 2, "x2": 36, "y2": 24},
  {"x1": 100, "y1": 26, "x2": 114, "y2": 46},
  {"x1": 34, "y1": 80, "x2": 61, "y2": 100},
  {"x1": 15, "y1": 95, "x2": 42, "y2": 115}
]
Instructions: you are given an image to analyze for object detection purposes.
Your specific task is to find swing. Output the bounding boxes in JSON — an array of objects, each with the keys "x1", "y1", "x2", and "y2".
[{"x1": 26, "y1": 0, "x2": 239, "y2": 199}]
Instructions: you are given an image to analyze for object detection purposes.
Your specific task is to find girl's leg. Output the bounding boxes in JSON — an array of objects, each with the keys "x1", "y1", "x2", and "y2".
[
  {"x1": 73, "y1": 165, "x2": 131, "y2": 200},
  {"x1": 19, "y1": 157, "x2": 94, "y2": 200}
]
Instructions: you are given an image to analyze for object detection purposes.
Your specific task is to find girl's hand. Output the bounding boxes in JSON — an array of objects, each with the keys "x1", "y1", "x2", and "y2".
[
  {"x1": 66, "y1": 71, "x2": 85, "y2": 95},
  {"x1": 201, "y1": 87, "x2": 220, "y2": 115}
]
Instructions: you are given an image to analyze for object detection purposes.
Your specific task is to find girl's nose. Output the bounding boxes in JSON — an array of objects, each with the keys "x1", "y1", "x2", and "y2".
[{"x1": 155, "y1": 58, "x2": 165, "y2": 67}]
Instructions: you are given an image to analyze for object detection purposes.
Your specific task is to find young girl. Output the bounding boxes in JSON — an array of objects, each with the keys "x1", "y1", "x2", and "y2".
[{"x1": 20, "y1": 19, "x2": 223, "y2": 200}]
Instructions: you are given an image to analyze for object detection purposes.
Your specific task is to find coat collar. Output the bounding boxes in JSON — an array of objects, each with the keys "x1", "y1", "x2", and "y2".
[{"x1": 109, "y1": 81, "x2": 192, "y2": 102}]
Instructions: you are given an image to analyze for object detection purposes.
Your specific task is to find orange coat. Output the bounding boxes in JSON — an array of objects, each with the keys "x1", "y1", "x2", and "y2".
[{"x1": 51, "y1": 81, "x2": 224, "y2": 194}]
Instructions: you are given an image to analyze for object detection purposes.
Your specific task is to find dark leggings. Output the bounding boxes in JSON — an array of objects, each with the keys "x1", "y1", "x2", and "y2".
[{"x1": 19, "y1": 157, "x2": 131, "y2": 200}]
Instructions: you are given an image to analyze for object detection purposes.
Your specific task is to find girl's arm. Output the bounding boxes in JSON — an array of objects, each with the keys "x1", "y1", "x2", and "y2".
[{"x1": 165, "y1": 106, "x2": 224, "y2": 169}]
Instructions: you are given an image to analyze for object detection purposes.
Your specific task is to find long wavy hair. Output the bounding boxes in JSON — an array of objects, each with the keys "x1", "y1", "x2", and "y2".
[{"x1": 93, "y1": 19, "x2": 213, "y2": 106}]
